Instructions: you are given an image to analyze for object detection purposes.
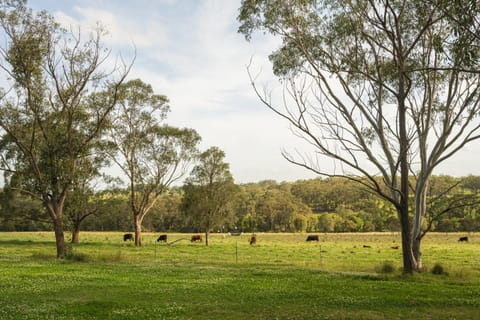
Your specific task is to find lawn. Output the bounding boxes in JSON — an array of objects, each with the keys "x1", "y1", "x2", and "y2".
[{"x1": 0, "y1": 232, "x2": 479, "y2": 319}]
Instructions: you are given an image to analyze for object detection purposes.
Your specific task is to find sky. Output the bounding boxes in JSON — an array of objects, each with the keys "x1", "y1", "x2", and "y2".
[{"x1": 26, "y1": 0, "x2": 480, "y2": 184}]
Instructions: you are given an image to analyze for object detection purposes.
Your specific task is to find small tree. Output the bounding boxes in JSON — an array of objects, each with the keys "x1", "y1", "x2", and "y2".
[
  {"x1": 107, "y1": 79, "x2": 200, "y2": 246},
  {"x1": 182, "y1": 147, "x2": 238, "y2": 246}
]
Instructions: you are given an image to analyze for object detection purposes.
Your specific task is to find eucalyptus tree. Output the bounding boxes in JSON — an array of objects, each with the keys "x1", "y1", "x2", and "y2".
[
  {"x1": 107, "y1": 79, "x2": 200, "y2": 246},
  {"x1": 182, "y1": 147, "x2": 238, "y2": 246},
  {"x1": 0, "y1": 0, "x2": 130, "y2": 257},
  {"x1": 238, "y1": 0, "x2": 480, "y2": 272}
]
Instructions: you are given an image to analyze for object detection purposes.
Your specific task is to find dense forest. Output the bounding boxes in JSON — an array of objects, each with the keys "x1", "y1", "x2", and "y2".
[{"x1": 2, "y1": 174, "x2": 479, "y2": 234}]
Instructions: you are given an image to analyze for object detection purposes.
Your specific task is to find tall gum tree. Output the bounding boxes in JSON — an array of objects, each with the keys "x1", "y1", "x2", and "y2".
[
  {"x1": 0, "y1": 0, "x2": 130, "y2": 258},
  {"x1": 238, "y1": 0, "x2": 480, "y2": 273},
  {"x1": 107, "y1": 79, "x2": 201, "y2": 246}
]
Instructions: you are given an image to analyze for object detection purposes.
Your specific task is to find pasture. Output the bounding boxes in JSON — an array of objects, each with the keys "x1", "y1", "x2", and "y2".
[{"x1": 0, "y1": 232, "x2": 479, "y2": 319}]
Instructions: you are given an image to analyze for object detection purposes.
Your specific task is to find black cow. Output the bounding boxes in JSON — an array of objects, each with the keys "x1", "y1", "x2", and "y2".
[
  {"x1": 191, "y1": 234, "x2": 202, "y2": 242},
  {"x1": 157, "y1": 234, "x2": 167, "y2": 242},
  {"x1": 250, "y1": 235, "x2": 257, "y2": 245},
  {"x1": 306, "y1": 235, "x2": 319, "y2": 242},
  {"x1": 458, "y1": 236, "x2": 469, "y2": 242},
  {"x1": 123, "y1": 233, "x2": 133, "y2": 241}
]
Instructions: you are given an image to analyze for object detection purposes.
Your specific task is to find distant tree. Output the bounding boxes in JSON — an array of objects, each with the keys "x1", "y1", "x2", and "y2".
[
  {"x1": 83, "y1": 190, "x2": 130, "y2": 231},
  {"x1": 150, "y1": 190, "x2": 183, "y2": 232},
  {"x1": 63, "y1": 162, "x2": 103, "y2": 243},
  {"x1": 317, "y1": 214, "x2": 335, "y2": 233},
  {"x1": 435, "y1": 219, "x2": 457, "y2": 232},
  {"x1": 106, "y1": 79, "x2": 201, "y2": 246},
  {"x1": 461, "y1": 175, "x2": 480, "y2": 193},
  {"x1": 0, "y1": 188, "x2": 46, "y2": 231},
  {"x1": 235, "y1": 185, "x2": 262, "y2": 233},
  {"x1": 182, "y1": 147, "x2": 238, "y2": 246},
  {"x1": 238, "y1": 0, "x2": 480, "y2": 273},
  {"x1": 0, "y1": 1, "x2": 129, "y2": 257}
]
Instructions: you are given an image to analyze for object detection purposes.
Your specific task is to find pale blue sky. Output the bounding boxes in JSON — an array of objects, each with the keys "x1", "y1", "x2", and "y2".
[{"x1": 27, "y1": 0, "x2": 480, "y2": 183}]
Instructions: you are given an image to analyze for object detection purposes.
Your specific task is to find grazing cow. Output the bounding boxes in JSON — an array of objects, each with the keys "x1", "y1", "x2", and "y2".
[
  {"x1": 363, "y1": 245, "x2": 371, "y2": 248},
  {"x1": 391, "y1": 245, "x2": 399, "y2": 250},
  {"x1": 250, "y1": 235, "x2": 257, "y2": 245},
  {"x1": 458, "y1": 236, "x2": 469, "y2": 242},
  {"x1": 123, "y1": 233, "x2": 133, "y2": 241},
  {"x1": 191, "y1": 234, "x2": 202, "y2": 242},
  {"x1": 157, "y1": 234, "x2": 167, "y2": 242},
  {"x1": 306, "y1": 235, "x2": 319, "y2": 242}
]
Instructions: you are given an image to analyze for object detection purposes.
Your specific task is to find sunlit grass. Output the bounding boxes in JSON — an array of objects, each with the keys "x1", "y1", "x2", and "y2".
[{"x1": 0, "y1": 232, "x2": 479, "y2": 319}]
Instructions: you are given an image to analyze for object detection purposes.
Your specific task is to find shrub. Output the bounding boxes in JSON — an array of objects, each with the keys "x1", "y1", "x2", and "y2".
[
  {"x1": 378, "y1": 260, "x2": 395, "y2": 274},
  {"x1": 431, "y1": 263, "x2": 446, "y2": 275},
  {"x1": 66, "y1": 252, "x2": 90, "y2": 262}
]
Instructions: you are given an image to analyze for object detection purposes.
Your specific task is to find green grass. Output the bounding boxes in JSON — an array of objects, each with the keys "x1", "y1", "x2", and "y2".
[{"x1": 0, "y1": 232, "x2": 479, "y2": 319}]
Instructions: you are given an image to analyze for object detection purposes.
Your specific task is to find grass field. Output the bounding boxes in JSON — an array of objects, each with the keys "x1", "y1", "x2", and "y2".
[{"x1": 0, "y1": 232, "x2": 479, "y2": 319}]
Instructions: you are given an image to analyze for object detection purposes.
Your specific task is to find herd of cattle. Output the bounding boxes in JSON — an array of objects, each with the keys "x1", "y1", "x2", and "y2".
[{"x1": 122, "y1": 233, "x2": 470, "y2": 244}]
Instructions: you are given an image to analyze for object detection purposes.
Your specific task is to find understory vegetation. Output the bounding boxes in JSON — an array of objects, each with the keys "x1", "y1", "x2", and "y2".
[{"x1": 0, "y1": 232, "x2": 479, "y2": 320}]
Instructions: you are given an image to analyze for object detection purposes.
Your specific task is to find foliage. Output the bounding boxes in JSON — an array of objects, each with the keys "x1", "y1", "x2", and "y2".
[{"x1": 3, "y1": 175, "x2": 480, "y2": 233}]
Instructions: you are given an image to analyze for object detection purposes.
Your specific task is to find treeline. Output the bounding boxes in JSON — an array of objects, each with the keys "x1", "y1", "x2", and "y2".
[{"x1": 2, "y1": 175, "x2": 480, "y2": 234}]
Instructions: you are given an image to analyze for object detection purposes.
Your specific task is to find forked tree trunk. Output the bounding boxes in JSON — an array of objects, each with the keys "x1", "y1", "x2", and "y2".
[
  {"x1": 412, "y1": 183, "x2": 428, "y2": 270},
  {"x1": 412, "y1": 237, "x2": 422, "y2": 270}
]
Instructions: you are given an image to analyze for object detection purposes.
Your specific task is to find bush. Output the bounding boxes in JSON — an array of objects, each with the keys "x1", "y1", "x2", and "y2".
[
  {"x1": 431, "y1": 263, "x2": 446, "y2": 275},
  {"x1": 378, "y1": 260, "x2": 396, "y2": 274},
  {"x1": 66, "y1": 252, "x2": 90, "y2": 262},
  {"x1": 65, "y1": 244, "x2": 90, "y2": 262}
]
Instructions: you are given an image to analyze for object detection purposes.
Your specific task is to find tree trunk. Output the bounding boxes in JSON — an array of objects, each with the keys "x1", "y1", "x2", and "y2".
[
  {"x1": 411, "y1": 181, "x2": 428, "y2": 270},
  {"x1": 71, "y1": 224, "x2": 80, "y2": 244},
  {"x1": 398, "y1": 205, "x2": 416, "y2": 274},
  {"x1": 53, "y1": 216, "x2": 66, "y2": 258},
  {"x1": 398, "y1": 60, "x2": 417, "y2": 274},
  {"x1": 412, "y1": 236, "x2": 422, "y2": 270},
  {"x1": 134, "y1": 215, "x2": 142, "y2": 247},
  {"x1": 205, "y1": 230, "x2": 209, "y2": 246}
]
